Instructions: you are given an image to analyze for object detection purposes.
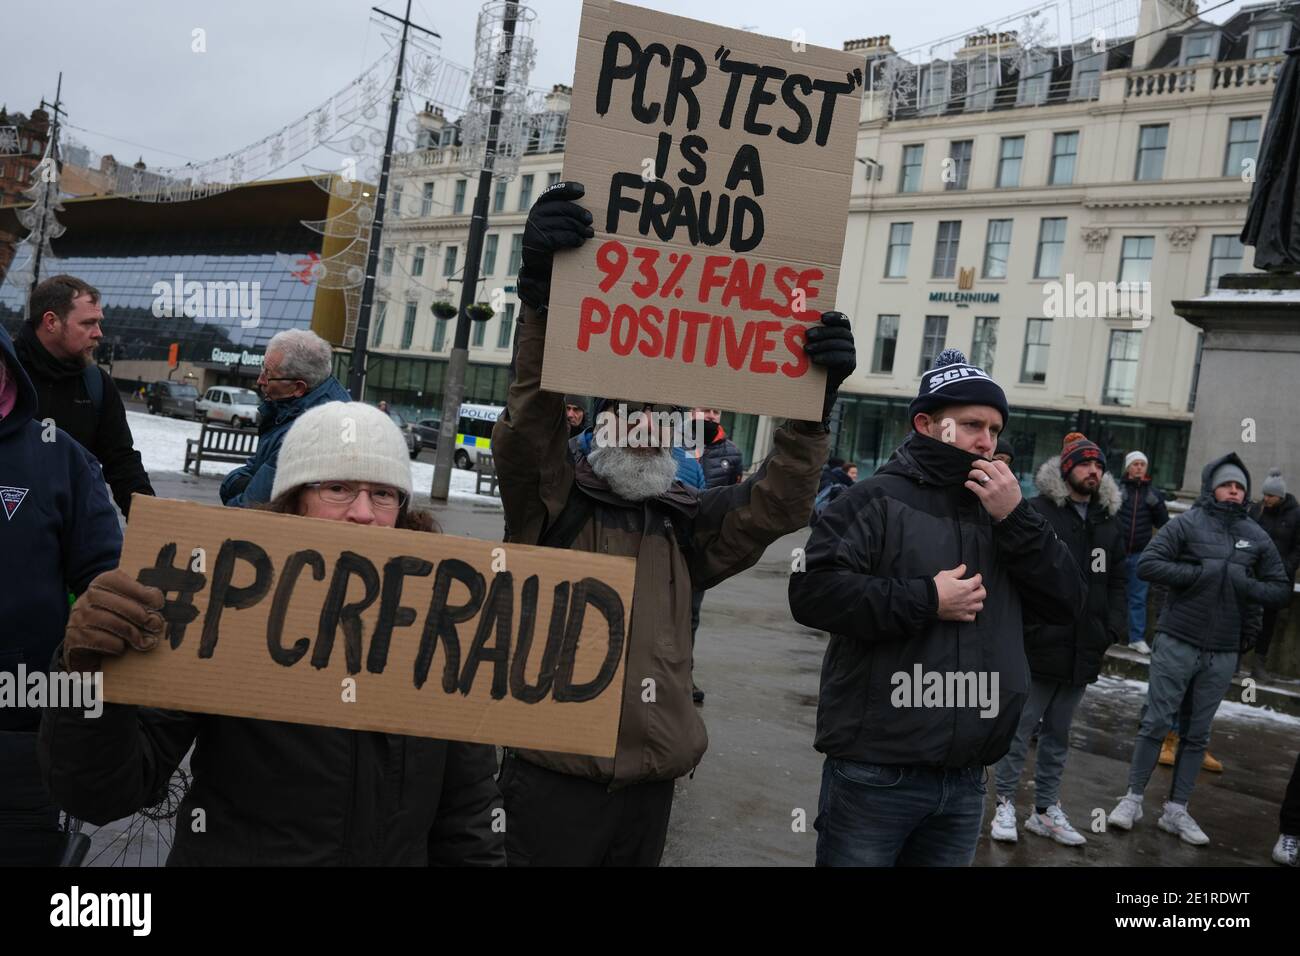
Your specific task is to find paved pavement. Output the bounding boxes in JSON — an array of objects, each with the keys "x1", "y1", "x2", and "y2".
[{"x1": 86, "y1": 475, "x2": 1296, "y2": 867}]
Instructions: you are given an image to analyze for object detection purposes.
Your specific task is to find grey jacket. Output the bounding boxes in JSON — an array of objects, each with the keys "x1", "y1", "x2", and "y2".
[{"x1": 1138, "y1": 452, "x2": 1290, "y2": 652}]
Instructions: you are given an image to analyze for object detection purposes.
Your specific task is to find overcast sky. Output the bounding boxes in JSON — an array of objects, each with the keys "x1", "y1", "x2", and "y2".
[{"x1": 2, "y1": 0, "x2": 1247, "y2": 172}]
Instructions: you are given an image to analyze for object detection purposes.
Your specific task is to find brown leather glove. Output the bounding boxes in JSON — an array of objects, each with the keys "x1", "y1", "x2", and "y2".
[{"x1": 64, "y1": 568, "x2": 166, "y2": 672}]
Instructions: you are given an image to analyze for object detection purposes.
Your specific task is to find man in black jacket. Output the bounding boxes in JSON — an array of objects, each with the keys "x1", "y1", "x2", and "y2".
[
  {"x1": 990, "y1": 433, "x2": 1126, "y2": 848},
  {"x1": 1116, "y1": 450, "x2": 1169, "y2": 653},
  {"x1": 15, "y1": 275, "x2": 154, "y2": 519},
  {"x1": 1249, "y1": 468, "x2": 1300, "y2": 676},
  {"x1": 1109, "y1": 453, "x2": 1290, "y2": 845},
  {"x1": 789, "y1": 349, "x2": 1085, "y2": 867}
]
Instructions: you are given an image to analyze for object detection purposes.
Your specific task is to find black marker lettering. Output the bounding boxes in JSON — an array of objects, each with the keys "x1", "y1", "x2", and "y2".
[
  {"x1": 510, "y1": 579, "x2": 567, "y2": 704},
  {"x1": 313, "y1": 551, "x2": 380, "y2": 674},
  {"x1": 553, "y1": 578, "x2": 626, "y2": 703},
  {"x1": 415, "y1": 558, "x2": 485, "y2": 692},
  {"x1": 458, "y1": 571, "x2": 513, "y2": 699},
  {"x1": 368, "y1": 555, "x2": 433, "y2": 674},
  {"x1": 266, "y1": 548, "x2": 324, "y2": 667},
  {"x1": 200, "y1": 540, "x2": 273, "y2": 659}
]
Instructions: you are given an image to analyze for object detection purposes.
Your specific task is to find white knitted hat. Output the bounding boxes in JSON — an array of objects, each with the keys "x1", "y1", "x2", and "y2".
[
  {"x1": 270, "y1": 401, "x2": 412, "y2": 501},
  {"x1": 1123, "y1": 450, "x2": 1148, "y2": 472}
]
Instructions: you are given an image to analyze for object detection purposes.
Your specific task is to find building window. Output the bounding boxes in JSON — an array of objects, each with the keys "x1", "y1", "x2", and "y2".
[
  {"x1": 432, "y1": 314, "x2": 447, "y2": 351},
  {"x1": 945, "y1": 140, "x2": 972, "y2": 190},
  {"x1": 1250, "y1": 24, "x2": 1288, "y2": 59},
  {"x1": 389, "y1": 184, "x2": 403, "y2": 219},
  {"x1": 471, "y1": 318, "x2": 486, "y2": 348},
  {"x1": 1071, "y1": 50, "x2": 1104, "y2": 100},
  {"x1": 971, "y1": 317, "x2": 998, "y2": 374},
  {"x1": 493, "y1": 179, "x2": 507, "y2": 213},
  {"x1": 919, "y1": 316, "x2": 948, "y2": 373},
  {"x1": 1049, "y1": 131, "x2": 1078, "y2": 185},
  {"x1": 1018, "y1": 52, "x2": 1052, "y2": 106},
  {"x1": 997, "y1": 136, "x2": 1024, "y2": 188},
  {"x1": 1034, "y1": 218, "x2": 1067, "y2": 279},
  {"x1": 1135, "y1": 124, "x2": 1168, "y2": 181},
  {"x1": 1119, "y1": 236, "x2": 1155, "y2": 284},
  {"x1": 1206, "y1": 234, "x2": 1244, "y2": 293},
  {"x1": 885, "y1": 222, "x2": 913, "y2": 277},
  {"x1": 411, "y1": 246, "x2": 426, "y2": 277},
  {"x1": 899, "y1": 144, "x2": 924, "y2": 192},
  {"x1": 921, "y1": 61, "x2": 950, "y2": 113},
  {"x1": 967, "y1": 55, "x2": 996, "y2": 110},
  {"x1": 482, "y1": 233, "x2": 499, "y2": 276},
  {"x1": 453, "y1": 180, "x2": 467, "y2": 215},
  {"x1": 401, "y1": 302, "x2": 417, "y2": 350},
  {"x1": 983, "y1": 219, "x2": 1012, "y2": 279},
  {"x1": 421, "y1": 182, "x2": 434, "y2": 216},
  {"x1": 382, "y1": 246, "x2": 394, "y2": 277},
  {"x1": 1020, "y1": 318, "x2": 1052, "y2": 383},
  {"x1": 508, "y1": 233, "x2": 524, "y2": 276},
  {"x1": 932, "y1": 221, "x2": 962, "y2": 279},
  {"x1": 371, "y1": 301, "x2": 387, "y2": 346},
  {"x1": 871, "y1": 315, "x2": 899, "y2": 373},
  {"x1": 547, "y1": 171, "x2": 561, "y2": 188},
  {"x1": 443, "y1": 245, "x2": 458, "y2": 278},
  {"x1": 1103, "y1": 329, "x2": 1141, "y2": 406},
  {"x1": 518, "y1": 174, "x2": 534, "y2": 211},
  {"x1": 1181, "y1": 32, "x2": 1218, "y2": 65},
  {"x1": 1224, "y1": 116, "x2": 1261, "y2": 178},
  {"x1": 497, "y1": 302, "x2": 515, "y2": 349}
]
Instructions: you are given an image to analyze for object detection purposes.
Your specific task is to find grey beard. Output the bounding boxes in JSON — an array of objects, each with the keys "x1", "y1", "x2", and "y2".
[{"x1": 587, "y1": 444, "x2": 678, "y2": 501}]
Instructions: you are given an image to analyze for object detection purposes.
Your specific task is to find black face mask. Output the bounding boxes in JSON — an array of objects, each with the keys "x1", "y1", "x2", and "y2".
[
  {"x1": 702, "y1": 419, "x2": 721, "y2": 444},
  {"x1": 906, "y1": 431, "x2": 987, "y2": 487}
]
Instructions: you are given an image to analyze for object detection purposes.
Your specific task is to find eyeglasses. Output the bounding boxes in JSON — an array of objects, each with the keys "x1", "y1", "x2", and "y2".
[{"x1": 306, "y1": 481, "x2": 408, "y2": 511}]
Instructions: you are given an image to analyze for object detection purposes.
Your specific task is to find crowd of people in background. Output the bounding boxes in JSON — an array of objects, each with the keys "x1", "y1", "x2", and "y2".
[{"x1": 3, "y1": 185, "x2": 1299, "y2": 869}]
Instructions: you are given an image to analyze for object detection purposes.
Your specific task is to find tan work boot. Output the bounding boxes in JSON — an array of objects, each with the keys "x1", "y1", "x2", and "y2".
[
  {"x1": 1201, "y1": 751, "x2": 1223, "y2": 773},
  {"x1": 1158, "y1": 732, "x2": 1177, "y2": 766}
]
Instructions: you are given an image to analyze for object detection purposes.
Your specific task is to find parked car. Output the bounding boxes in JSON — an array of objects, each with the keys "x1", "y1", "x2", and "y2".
[
  {"x1": 448, "y1": 403, "x2": 502, "y2": 470},
  {"x1": 385, "y1": 410, "x2": 422, "y2": 460},
  {"x1": 413, "y1": 418, "x2": 441, "y2": 449},
  {"x1": 145, "y1": 380, "x2": 199, "y2": 419},
  {"x1": 197, "y1": 386, "x2": 262, "y2": 428}
]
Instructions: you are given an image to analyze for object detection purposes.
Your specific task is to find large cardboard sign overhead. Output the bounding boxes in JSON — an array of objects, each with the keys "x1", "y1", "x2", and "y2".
[
  {"x1": 103, "y1": 497, "x2": 636, "y2": 758},
  {"x1": 543, "y1": 0, "x2": 864, "y2": 420}
]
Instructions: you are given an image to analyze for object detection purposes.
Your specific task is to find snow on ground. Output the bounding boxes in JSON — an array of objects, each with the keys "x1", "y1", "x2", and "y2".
[
  {"x1": 1091, "y1": 674, "x2": 1300, "y2": 727},
  {"x1": 127, "y1": 410, "x2": 500, "y2": 505}
]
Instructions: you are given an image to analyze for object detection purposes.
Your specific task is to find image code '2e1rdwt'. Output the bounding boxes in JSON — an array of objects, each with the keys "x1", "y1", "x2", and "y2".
[
  {"x1": 543, "y1": 0, "x2": 864, "y2": 420},
  {"x1": 102, "y1": 496, "x2": 636, "y2": 758}
]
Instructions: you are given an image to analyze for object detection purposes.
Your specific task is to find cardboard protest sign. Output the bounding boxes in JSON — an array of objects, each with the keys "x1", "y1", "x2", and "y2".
[
  {"x1": 543, "y1": 0, "x2": 864, "y2": 420},
  {"x1": 103, "y1": 497, "x2": 636, "y2": 758}
]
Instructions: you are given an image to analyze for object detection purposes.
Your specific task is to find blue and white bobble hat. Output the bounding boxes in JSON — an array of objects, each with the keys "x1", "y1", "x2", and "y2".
[{"x1": 907, "y1": 348, "x2": 1009, "y2": 429}]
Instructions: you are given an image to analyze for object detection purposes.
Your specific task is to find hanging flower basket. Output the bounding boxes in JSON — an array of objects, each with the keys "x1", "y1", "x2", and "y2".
[
  {"x1": 467, "y1": 302, "x2": 494, "y2": 322},
  {"x1": 431, "y1": 300, "x2": 457, "y2": 320}
]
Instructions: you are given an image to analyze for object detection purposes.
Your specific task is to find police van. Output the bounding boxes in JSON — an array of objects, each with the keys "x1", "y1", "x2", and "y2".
[{"x1": 452, "y1": 403, "x2": 503, "y2": 469}]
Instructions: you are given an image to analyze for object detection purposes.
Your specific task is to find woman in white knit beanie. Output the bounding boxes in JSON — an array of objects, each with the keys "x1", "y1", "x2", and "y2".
[{"x1": 48, "y1": 400, "x2": 504, "y2": 865}]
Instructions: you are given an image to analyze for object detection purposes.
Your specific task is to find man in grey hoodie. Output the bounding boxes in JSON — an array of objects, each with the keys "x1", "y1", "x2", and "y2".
[{"x1": 1108, "y1": 453, "x2": 1290, "y2": 844}]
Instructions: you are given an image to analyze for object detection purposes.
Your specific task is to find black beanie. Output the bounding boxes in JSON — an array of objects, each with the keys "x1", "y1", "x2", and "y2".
[{"x1": 908, "y1": 348, "x2": 1009, "y2": 429}]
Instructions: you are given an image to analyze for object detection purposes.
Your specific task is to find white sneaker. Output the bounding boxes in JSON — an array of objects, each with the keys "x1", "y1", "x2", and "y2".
[
  {"x1": 1158, "y1": 802, "x2": 1209, "y2": 845},
  {"x1": 991, "y1": 796, "x2": 1018, "y2": 842},
  {"x1": 1130, "y1": 640, "x2": 1152, "y2": 655},
  {"x1": 1025, "y1": 803, "x2": 1088, "y2": 846},
  {"x1": 1272, "y1": 833, "x2": 1299, "y2": 866},
  {"x1": 1108, "y1": 793, "x2": 1144, "y2": 830}
]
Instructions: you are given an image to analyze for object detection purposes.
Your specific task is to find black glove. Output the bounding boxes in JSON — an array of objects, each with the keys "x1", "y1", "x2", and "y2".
[
  {"x1": 804, "y1": 311, "x2": 856, "y2": 424},
  {"x1": 517, "y1": 180, "x2": 595, "y2": 315}
]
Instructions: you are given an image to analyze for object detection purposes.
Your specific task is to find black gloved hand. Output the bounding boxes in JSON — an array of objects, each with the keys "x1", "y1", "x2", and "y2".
[
  {"x1": 804, "y1": 311, "x2": 856, "y2": 424},
  {"x1": 517, "y1": 180, "x2": 595, "y2": 315}
]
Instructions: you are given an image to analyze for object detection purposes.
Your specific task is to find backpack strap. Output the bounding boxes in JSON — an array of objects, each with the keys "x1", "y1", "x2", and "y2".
[{"x1": 82, "y1": 365, "x2": 104, "y2": 417}]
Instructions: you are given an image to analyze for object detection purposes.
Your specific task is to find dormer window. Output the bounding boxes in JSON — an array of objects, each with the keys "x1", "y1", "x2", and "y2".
[
  {"x1": 1070, "y1": 47, "x2": 1105, "y2": 100},
  {"x1": 966, "y1": 54, "x2": 996, "y2": 111},
  {"x1": 920, "y1": 60, "x2": 950, "y2": 114},
  {"x1": 1250, "y1": 22, "x2": 1289, "y2": 59},
  {"x1": 1017, "y1": 51, "x2": 1053, "y2": 105},
  {"x1": 1180, "y1": 32, "x2": 1219, "y2": 65}
]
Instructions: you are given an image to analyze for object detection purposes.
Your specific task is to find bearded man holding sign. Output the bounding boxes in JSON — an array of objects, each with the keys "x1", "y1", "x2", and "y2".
[{"x1": 492, "y1": 180, "x2": 855, "y2": 866}]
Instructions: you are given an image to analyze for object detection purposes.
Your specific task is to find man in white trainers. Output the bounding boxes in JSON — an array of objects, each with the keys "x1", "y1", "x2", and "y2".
[
  {"x1": 990, "y1": 434, "x2": 1126, "y2": 848},
  {"x1": 1108, "y1": 453, "x2": 1289, "y2": 845}
]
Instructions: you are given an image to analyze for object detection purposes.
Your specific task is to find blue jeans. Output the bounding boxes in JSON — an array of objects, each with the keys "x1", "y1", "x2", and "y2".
[
  {"x1": 1126, "y1": 558, "x2": 1149, "y2": 645},
  {"x1": 815, "y1": 758, "x2": 986, "y2": 866}
]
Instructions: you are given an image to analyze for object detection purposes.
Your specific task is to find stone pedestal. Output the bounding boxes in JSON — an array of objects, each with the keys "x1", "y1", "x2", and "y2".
[{"x1": 1173, "y1": 273, "x2": 1300, "y2": 676}]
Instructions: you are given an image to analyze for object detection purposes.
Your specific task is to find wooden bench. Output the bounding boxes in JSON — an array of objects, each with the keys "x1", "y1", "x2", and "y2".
[
  {"x1": 185, "y1": 421, "x2": 259, "y2": 476},
  {"x1": 475, "y1": 451, "x2": 500, "y2": 497}
]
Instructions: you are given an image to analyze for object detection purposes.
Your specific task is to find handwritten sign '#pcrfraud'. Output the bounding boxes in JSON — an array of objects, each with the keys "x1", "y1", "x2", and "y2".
[{"x1": 542, "y1": 0, "x2": 865, "y2": 421}]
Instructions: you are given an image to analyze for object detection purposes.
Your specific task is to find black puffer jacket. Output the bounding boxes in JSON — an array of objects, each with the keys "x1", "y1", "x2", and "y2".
[
  {"x1": 789, "y1": 432, "x2": 1086, "y2": 768},
  {"x1": 1023, "y1": 458, "x2": 1127, "y2": 686},
  {"x1": 698, "y1": 424, "x2": 743, "y2": 489},
  {"x1": 1116, "y1": 474, "x2": 1169, "y2": 555},
  {"x1": 1250, "y1": 492, "x2": 1300, "y2": 581},
  {"x1": 1138, "y1": 453, "x2": 1291, "y2": 652},
  {"x1": 40, "y1": 686, "x2": 505, "y2": 866}
]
